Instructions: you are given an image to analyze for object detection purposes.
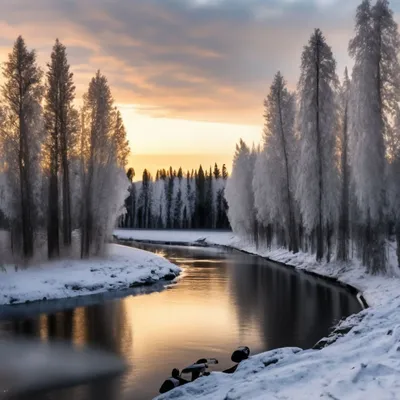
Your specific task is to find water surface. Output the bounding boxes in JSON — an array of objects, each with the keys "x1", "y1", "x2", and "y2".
[{"x1": 0, "y1": 244, "x2": 362, "y2": 400}]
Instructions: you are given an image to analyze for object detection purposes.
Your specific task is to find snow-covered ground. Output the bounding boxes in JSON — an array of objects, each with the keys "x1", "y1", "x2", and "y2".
[
  {"x1": 0, "y1": 244, "x2": 180, "y2": 306},
  {"x1": 114, "y1": 229, "x2": 400, "y2": 400}
]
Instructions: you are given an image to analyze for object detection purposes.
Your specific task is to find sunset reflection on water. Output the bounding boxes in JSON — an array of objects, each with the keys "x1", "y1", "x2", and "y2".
[{"x1": 0, "y1": 244, "x2": 361, "y2": 400}]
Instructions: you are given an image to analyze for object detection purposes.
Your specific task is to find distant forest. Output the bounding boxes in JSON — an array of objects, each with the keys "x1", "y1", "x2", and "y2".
[{"x1": 119, "y1": 163, "x2": 230, "y2": 230}]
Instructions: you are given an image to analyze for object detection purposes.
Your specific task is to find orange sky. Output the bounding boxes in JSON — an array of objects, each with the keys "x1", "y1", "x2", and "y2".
[
  {"x1": 0, "y1": 0, "x2": 387, "y2": 177},
  {"x1": 129, "y1": 153, "x2": 233, "y2": 179}
]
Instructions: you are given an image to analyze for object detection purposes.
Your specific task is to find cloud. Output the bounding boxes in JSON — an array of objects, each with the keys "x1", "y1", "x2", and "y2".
[{"x1": 0, "y1": 0, "x2": 397, "y2": 125}]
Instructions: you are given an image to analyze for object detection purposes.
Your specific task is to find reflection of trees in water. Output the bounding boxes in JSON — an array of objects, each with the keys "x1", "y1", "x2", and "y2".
[
  {"x1": 5, "y1": 300, "x2": 133, "y2": 400},
  {"x1": 230, "y1": 258, "x2": 361, "y2": 350},
  {"x1": 83, "y1": 302, "x2": 131, "y2": 400},
  {"x1": 84, "y1": 301, "x2": 132, "y2": 356}
]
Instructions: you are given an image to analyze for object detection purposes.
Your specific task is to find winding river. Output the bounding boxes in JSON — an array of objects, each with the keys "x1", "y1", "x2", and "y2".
[{"x1": 0, "y1": 244, "x2": 361, "y2": 400}]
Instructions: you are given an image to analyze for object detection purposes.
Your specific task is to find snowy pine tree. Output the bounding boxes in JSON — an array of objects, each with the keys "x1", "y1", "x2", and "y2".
[
  {"x1": 256, "y1": 72, "x2": 299, "y2": 253},
  {"x1": 296, "y1": 29, "x2": 340, "y2": 262},
  {"x1": 337, "y1": 68, "x2": 351, "y2": 262},
  {"x1": 1, "y1": 36, "x2": 44, "y2": 258},
  {"x1": 349, "y1": 0, "x2": 400, "y2": 272},
  {"x1": 225, "y1": 139, "x2": 257, "y2": 240}
]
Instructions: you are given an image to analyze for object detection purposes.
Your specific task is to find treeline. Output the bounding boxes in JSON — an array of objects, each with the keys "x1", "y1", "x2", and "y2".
[
  {"x1": 119, "y1": 163, "x2": 230, "y2": 230},
  {"x1": 226, "y1": 0, "x2": 400, "y2": 274},
  {"x1": 0, "y1": 37, "x2": 130, "y2": 261}
]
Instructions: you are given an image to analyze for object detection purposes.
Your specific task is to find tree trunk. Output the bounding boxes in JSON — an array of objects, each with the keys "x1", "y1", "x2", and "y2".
[
  {"x1": 337, "y1": 92, "x2": 350, "y2": 262},
  {"x1": 19, "y1": 112, "x2": 34, "y2": 258},
  {"x1": 326, "y1": 223, "x2": 333, "y2": 263},
  {"x1": 277, "y1": 84, "x2": 298, "y2": 254},
  {"x1": 47, "y1": 171, "x2": 60, "y2": 258},
  {"x1": 61, "y1": 145, "x2": 72, "y2": 247},
  {"x1": 396, "y1": 221, "x2": 400, "y2": 268},
  {"x1": 48, "y1": 105, "x2": 60, "y2": 258},
  {"x1": 316, "y1": 38, "x2": 324, "y2": 262}
]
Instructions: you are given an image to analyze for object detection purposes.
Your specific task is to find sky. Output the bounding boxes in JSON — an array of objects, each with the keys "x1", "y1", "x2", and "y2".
[{"x1": 1, "y1": 0, "x2": 399, "y2": 177}]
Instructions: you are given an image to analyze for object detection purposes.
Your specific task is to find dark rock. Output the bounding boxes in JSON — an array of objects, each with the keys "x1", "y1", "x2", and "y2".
[
  {"x1": 142, "y1": 278, "x2": 156, "y2": 286},
  {"x1": 263, "y1": 358, "x2": 279, "y2": 368},
  {"x1": 163, "y1": 273, "x2": 176, "y2": 281},
  {"x1": 334, "y1": 326, "x2": 352, "y2": 336},
  {"x1": 65, "y1": 284, "x2": 81, "y2": 291},
  {"x1": 313, "y1": 338, "x2": 330, "y2": 350}
]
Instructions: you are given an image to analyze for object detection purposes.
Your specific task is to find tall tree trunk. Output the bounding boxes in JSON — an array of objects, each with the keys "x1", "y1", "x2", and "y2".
[
  {"x1": 60, "y1": 116, "x2": 72, "y2": 247},
  {"x1": 396, "y1": 221, "x2": 400, "y2": 268},
  {"x1": 370, "y1": 21, "x2": 386, "y2": 274},
  {"x1": 253, "y1": 218, "x2": 259, "y2": 250},
  {"x1": 326, "y1": 222, "x2": 333, "y2": 263},
  {"x1": 277, "y1": 87, "x2": 298, "y2": 254},
  {"x1": 19, "y1": 112, "x2": 34, "y2": 258},
  {"x1": 48, "y1": 102, "x2": 60, "y2": 258},
  {"x1": 47, "y1": 173, "x2": 60, "y2": 258},
  {"x1": 337, "y1": 95, "x2": 350, "y2": 262},
  {"x1": 315, "y1": 37, "x2": 324, "y2": 262},
  {"x1": 47, "y1": 136, "x2": 60, "y2": 258}
]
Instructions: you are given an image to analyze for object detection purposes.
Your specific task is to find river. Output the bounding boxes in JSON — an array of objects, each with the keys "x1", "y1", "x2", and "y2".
[{"x1": 0, "y1": 243, "x2": 362, "y2": 400}]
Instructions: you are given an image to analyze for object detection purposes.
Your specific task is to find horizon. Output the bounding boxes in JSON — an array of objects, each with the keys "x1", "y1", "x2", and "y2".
[{"x1": 127, "y1": 153, "x2": 233, "y2": 179}]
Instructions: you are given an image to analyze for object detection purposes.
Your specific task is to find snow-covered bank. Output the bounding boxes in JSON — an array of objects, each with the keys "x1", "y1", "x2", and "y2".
[
  {"x1": 0, "y1": 244, "x2": 180, "y2": 306},
  {"x1": 114, "y1": 229, "x2": 400, "y2": 400}
]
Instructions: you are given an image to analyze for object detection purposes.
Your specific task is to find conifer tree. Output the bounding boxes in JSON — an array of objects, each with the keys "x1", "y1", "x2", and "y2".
[
  {"x1": 296, "y1": 29, "x2": 339, "y2": 262},
  {"x1": 337, "y1": 68, "x2": 351, "y2": 261},
  {"x1": 213, "y1": 163, "x2": 221, "y2": 179},
  {"x1": 349, "y1": 0, "x2": 400, "y2": 272},
  {"x1": 44, "y1": 39, "x2": 77, "y2": 257},
  {"x1": 1, "y1": 36, "x2": 43, "y2": 258},
  {"x1": 255, "y1": 72, "x2": 298, "y2": 253},
  {"x1": 222, "y1": 164, "x2": 228, "y2": 180}
]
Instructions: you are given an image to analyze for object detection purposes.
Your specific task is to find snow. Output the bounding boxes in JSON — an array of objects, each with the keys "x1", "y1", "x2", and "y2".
[
  {"x1": 0, "y1": 244, "x2": 180, "y2": 306},
  {"x1": 113, "y1": 229, "x2": 400, "y2": 400}
]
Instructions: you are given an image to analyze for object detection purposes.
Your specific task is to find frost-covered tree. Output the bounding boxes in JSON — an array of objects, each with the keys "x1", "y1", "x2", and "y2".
[
  {"x1": 225, "y1": 139, "x2": 257, "y2": 240},
  {"x1": 1, "y1": 36, "x2": 44, "y2": 258},
  {"x1": 140, "y1": 169, "x2": 152, "y2": 228},
  {"x1": 173, "y1": 186, "x2": 183, "y2": 229},
  {"x1": 186, "y1": 171, "x2": 195, "y2": 228},
  {"x1": 349, "y1": 0, "x2": 400, "y2": 272},
  {"x1": 296, "y1": 29, "x2": 339, "y2": 262},
  {"x1": 44, "y1": 39, "x2": 77, "y2": 257},
  {"x1": 195, "y1": 166, "x2": 206, "y2": 228},
  {"x1": 113, "y1": 109, "x2": 130, "y2": 169},
  {"x1": 337, "y1": 68, "x2": 351, "y2": 262},
  {"x1": 256, "y1": 72, "x2": 298, "y2": 252},
  {"x1": 122, "y1": 164, "x2": 229, "y2": 230},
  {"x1": 165, "y1": 169, "x2": 174, "y2": 228},
  {"x1": 388, "y1": 107, "x2": 400, "y2": 265},
  {"x1": 205, "y1": 167, "x2": 214, "y2": 228},
  {"x1": 80, "y1": 71, "x2": 129, "y2": 257}
]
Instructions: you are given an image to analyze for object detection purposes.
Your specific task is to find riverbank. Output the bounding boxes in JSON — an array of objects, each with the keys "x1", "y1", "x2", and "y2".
[
  {"x1": 0, "y1": 244, "x2": 180, "y2": 306},
  {"x1": 114, "y1": 229, "x2": 400, "y2": 400}
]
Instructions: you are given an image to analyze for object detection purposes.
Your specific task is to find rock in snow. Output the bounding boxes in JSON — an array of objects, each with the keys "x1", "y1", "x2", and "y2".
[{"x1": 0, "y1": 244, "x2": 180, "y2": 306}]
